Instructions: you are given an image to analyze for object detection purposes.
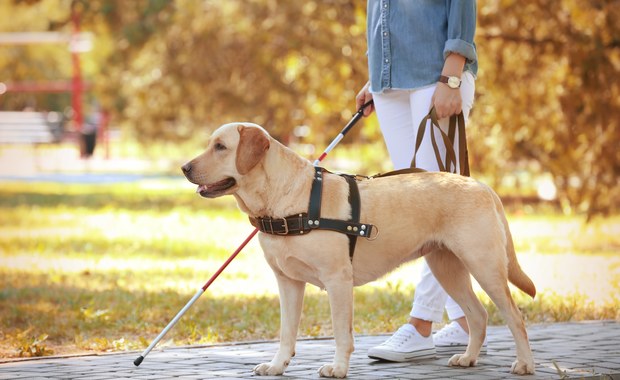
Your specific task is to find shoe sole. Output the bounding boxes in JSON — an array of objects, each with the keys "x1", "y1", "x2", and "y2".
[
  {"x1": 368, "y1": 347, "x2": 436, "y2": 362},
  {"x1": 436, "y1": 344, "x2": 488, "y2": 354}
]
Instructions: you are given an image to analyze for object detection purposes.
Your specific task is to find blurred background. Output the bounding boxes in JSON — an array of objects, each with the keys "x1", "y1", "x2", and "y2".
[{"x1": 0, "y1": 0, "x2": 618, "y2": 359}]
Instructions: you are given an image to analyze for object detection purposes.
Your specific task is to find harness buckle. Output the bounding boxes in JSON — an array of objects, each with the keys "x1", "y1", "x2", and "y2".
[
  {"x1": 366, "y1": 225, "x2": 380, "y2": 241},
  {"x1": 276, "y1": 218, "x2": 289, "y2": 235},
  {"x1": 260, "y1": 218, "x2": 273, "y2": 234}
]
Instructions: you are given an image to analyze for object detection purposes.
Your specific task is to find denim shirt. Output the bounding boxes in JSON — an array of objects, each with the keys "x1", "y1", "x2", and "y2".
[{"x1": 367, "y1": 0, "x2": 478, "y2": 93}]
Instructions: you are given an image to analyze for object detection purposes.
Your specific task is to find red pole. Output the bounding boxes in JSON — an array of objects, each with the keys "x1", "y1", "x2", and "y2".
[
  {"x1": 71, "y1": 4, "x2": 84, "y2": 155},
  {"x1": 100, "y1": 110, "x2": 110, "y2": 159}
]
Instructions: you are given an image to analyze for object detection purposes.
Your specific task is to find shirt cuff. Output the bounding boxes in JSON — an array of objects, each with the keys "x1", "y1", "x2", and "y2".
[{"x1": 443, "y1": 39, "x2": 477, "y2": 64}]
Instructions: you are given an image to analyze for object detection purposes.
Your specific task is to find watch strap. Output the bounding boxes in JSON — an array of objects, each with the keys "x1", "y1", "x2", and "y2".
[{"x1": 439, "y1": 75, "x2": 461, "y2": 88}]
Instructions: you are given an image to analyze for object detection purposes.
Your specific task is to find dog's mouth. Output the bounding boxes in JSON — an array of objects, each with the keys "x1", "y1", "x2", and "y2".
[{"x1": 195, "y1": 177, "x2": 237, "y2": 198}]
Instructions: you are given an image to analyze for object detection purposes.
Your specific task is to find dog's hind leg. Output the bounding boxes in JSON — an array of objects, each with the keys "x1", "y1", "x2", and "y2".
[
  {"x1": 254, "y1": 272, "x2": 305, "y2": 376},
  {"x1": 424, "y1": 248, "x2": 488, "y2": 368},
  {"x1": 467, "y1": 263, "x2": 535, "y2": 374},
  {"x1": 452, "y1": 231, "x2": 535, "y2": 375}
]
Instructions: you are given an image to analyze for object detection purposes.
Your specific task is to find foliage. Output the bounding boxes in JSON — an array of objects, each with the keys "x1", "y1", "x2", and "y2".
[
  {"x1": 0, "y1": 181, "x2": 618, "y2": 358},
  {"x1": 94, "y1": 0, "x2": 370, "y2": 145},
  {"x1": 0, "y1": 0, "x2": 618, "y2": 215},
  {"x1": 475, "y1": 0, "x2": 620, "y2": 219},
  {"x1": 15, "y1": 329, "x2": 53, "y2": 358}
]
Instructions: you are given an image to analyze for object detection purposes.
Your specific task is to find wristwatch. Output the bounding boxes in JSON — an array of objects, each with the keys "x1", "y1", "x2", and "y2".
[{"x1": 439, "y1": 75, "x2": 461, "y2": 89}]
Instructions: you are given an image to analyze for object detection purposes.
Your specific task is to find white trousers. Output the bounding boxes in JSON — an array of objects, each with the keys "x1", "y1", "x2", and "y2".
[{"x1": 372, "y1": 72, "x2": 475, "y2": 322}]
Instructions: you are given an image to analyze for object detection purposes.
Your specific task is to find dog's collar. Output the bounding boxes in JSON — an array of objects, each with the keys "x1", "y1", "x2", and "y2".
[{"x1": 248, "y1": 166, "x2": 375, "y2": 261}]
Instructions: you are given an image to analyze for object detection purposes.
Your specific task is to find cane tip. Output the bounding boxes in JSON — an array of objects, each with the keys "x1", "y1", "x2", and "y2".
[{"x1": 133, "y1": 355, "x2": 144, "y2": 366}]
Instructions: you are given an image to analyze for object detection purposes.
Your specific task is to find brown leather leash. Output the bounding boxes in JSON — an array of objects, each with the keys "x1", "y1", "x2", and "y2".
[{"x1": 412, "y1": 108, "x2": 470, "y2": 177}]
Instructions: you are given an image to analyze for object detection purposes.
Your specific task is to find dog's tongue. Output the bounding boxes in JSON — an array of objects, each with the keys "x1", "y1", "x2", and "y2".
[{"x1": 196, "y1": 184, "x2": 208, "y2": 193}]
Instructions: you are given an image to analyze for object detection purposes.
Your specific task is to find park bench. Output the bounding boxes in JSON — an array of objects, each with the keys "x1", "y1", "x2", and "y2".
[{"x1": 0, "y1": 111, "x2": 64, "y2": 144}]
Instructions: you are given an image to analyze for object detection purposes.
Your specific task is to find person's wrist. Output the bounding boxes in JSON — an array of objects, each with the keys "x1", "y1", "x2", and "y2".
[{"x1": 438, "y1": 75, "x2": 461, "y2": 89}]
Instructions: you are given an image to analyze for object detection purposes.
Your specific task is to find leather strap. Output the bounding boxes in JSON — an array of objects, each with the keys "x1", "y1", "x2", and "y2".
[
  {"x1": 249, "y1": 213, "x2": 308, "y2": 236},
  {"x1": 411, "y1": 108, "x2": 470, "y2": 177},
  {"x1": 370, "y1": 167, "x2": 427, "y2": 179},
  {"x1": 307, "y1": 166, "x2": 324, "y2": 228},
  {"x1": 343, "y1": 174, "x2": 361, "y2": 260}
]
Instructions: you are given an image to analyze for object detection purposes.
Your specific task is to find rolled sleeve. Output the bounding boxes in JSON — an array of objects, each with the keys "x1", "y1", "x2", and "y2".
[
  {"x1": 444, "y1": 38, "x2": 477, "y2": 63},
  {"x1": 444, "y1": 0, "x2": 477, "y2": 64}
]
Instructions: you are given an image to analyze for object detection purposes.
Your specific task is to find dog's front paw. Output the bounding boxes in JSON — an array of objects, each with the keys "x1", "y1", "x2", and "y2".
[
  {"x1": 448, "y1": 353, "x2": 477, "y2": 368},
  {"x1": 318, "y1": 363, "x2": 348, "y2": 378},
  {"x1": 511, "y1": 359, "x2": 535, "y2": 375},
  {"x1": 254, "y1": 362, "x2": 286, "y2": 376}
]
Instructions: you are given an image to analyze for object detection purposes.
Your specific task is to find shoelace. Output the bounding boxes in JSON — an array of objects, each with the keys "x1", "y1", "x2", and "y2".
[
  {"x1": 382, "y1": 327, "x2": 414, "y2": 347},
  {"x1": 434, "y1": 324, "x2": 460, "y2": 340}
]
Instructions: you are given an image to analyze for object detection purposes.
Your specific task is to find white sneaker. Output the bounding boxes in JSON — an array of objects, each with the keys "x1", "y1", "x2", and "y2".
[
  {"x1": 367, "y1": 324, "x2": 436, "y2": 362},
  {"x1": 433, "y1": 321, "x2": 488, "y2": 354}
]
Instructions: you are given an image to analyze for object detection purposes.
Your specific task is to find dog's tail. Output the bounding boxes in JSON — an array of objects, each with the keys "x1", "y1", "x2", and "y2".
[{"x1": 491, "y1": 189, "x2": 537, "y2": 298}]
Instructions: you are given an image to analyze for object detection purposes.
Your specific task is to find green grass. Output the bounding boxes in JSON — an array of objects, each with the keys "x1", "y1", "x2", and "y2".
[{"x1": 0, "y1": 180, "x2": 619, "y2": 358}]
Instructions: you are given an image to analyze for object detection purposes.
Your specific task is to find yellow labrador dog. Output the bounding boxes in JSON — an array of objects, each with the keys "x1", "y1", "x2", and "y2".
[{"x1": 182, "y1": 122, "x2": 536, "y2": 378}]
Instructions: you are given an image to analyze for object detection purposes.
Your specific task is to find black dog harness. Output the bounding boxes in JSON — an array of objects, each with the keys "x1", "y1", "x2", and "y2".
[{"x1": 249, "y1": 166, "x2": 375, "y2": 261}]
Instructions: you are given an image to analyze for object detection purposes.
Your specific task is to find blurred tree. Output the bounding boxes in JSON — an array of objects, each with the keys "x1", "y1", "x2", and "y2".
[
  {"x1": 475, "y1": 0, "x2": 620, "y2": 218},
  {"x1": 107, "y1": 0, "x2": 369, "y2": 145},
  {"x1": 1, "y1": 0, "x2": 618, "y2": 217}
]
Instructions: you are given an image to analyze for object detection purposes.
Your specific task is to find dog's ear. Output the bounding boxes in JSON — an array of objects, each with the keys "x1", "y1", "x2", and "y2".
[{"x1": 236, "y1": 125, "x2": 270, "y2": 175}]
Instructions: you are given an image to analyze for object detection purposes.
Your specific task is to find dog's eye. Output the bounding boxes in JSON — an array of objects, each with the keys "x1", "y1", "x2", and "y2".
[{"x1": 214, "y1": 142, "x2": 227, "y2": 151}]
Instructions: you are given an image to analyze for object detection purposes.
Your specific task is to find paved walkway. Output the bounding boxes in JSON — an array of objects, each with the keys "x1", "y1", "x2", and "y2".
[{"x1": 1, "y1": 321, "x2": 619, "y2": 379}]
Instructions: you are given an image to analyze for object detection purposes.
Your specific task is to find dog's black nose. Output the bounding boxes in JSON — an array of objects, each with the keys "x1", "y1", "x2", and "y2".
[{"x1": 181, "y1": 163, "x2": 192, "y2": 175}]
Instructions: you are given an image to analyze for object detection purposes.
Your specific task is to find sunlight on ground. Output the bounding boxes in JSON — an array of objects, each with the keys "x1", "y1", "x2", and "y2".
[
  {"x1": 2, "y1": 190, "x2": 618, "y2": 304},
  {"x1": 3, "y1": 240, "x2": 619, "y2": 306}
]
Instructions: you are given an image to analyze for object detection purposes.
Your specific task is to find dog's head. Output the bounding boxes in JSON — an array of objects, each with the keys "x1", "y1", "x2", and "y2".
[{"x1": 182, "y1": 122, "x2": 270, "y2": 198}]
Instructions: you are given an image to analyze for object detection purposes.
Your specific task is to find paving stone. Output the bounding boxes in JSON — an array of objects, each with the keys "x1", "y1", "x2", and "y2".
[{"x1": 0, "y1": 321, "x2": 619, "y2": 379}]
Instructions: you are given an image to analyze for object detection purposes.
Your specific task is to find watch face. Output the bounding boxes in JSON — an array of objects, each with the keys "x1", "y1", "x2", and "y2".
[{"x1": 448, "y1": 76, "x2": 460, "y2": 88}]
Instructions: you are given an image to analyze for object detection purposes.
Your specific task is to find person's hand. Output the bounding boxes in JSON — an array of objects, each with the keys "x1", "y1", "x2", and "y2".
[
  {"x1": 356, "y1": 81, "x2": 375, "y2": 117},
  {"x1": 432, "y1": 82, "x2": 462, "y2": 119}
]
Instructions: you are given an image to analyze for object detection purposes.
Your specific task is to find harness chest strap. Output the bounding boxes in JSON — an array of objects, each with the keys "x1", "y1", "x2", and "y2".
[
  {"x1": 248, "y1": 213, "x2": 373, "y2": 239},
  {"x1": 248, "y1": 167, "x2": 374, "y2": 260}
]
